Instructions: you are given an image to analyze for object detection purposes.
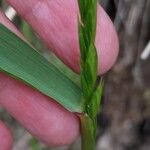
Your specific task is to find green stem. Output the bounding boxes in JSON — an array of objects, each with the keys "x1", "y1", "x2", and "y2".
[{"x1": 80, "y1": 115, "x2": 96, "y2": 150}]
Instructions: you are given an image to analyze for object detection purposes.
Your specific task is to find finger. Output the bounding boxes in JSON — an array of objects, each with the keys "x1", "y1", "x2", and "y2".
[
  {"x1": 0, "y1": 12, "x2": 80, "y2": 146},
  {"x1": 6, "y1": 0, "x2": 119, "y2": 74},
  {"x1": 0, "y1": 74, "x2": 79, "y2": 146},
  {"x1": 0, "y1": 121, "x2": 12, "y2": 150}
]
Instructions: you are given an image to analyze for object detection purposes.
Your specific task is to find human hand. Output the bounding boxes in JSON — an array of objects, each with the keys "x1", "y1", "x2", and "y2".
[{"x1": 0, "y1": 0, "x2": 119, "y2": 149}]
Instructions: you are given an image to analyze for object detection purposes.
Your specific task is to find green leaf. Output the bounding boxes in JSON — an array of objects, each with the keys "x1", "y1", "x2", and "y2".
[
  {"x1": 78, "y1": 0, "x2": 97, "y2": 42},
  {"x1": 87, "y1": 79, "x2": 104, "y2": 118},
  {"x1": 29, "y1": 137, "x2": 41, "y2": 150},
  {"x1": 81, "y1": 44, "x2": 97, "y2": 101},
  {"x1": 0, "y1": 23, "x2": 83, "y2": 113}
]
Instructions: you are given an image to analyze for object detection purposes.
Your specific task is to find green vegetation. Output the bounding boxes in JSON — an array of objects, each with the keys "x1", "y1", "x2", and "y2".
[{"x1": 0, "y1": 0, "x2": 103, "y2": 149}]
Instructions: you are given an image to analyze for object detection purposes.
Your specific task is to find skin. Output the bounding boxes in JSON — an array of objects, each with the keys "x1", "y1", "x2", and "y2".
[
  {"x1": 0, "y1": 0, "x2": 119, "y2": 149},
  {"x1": 0, "y1": 121, "x2": 12, "y2": 150}
]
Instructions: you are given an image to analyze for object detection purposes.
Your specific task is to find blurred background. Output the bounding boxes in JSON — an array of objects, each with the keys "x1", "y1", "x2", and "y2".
[{"x1": 0, "y1": 0, "x2": 150, "y2": 149}]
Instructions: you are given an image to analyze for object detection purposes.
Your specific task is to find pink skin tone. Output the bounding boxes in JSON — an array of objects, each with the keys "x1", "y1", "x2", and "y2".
[
  {"x1": 0, "y1": 121, "x2": 12, "y2": 150},
  {"x1": 0, "y1": 0, "x2": 119, "y2": 149},
  {"x1": 6, "y1": 0, "x2": 119, "y2": 74}
]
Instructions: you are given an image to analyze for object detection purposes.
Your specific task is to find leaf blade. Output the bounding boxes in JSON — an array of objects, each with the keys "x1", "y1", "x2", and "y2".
[{"x1": 0, "y1": 24, "x2": 83, "y2": 113}]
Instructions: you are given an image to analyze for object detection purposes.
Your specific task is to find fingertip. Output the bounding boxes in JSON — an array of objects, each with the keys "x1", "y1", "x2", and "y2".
[
  {"x1": 96, "y1": 5, "x2": 119, "y2": 74},
  {"x1": 0, "y1": 121, "x2": 12, "y2": 150},
  {"x1": 6, "y1": 0, "x2": 119, "y2": 75},
  {"x1": 40, "y1": 108, "x2": 80, "y2": 146},
  {"x1": 0, "y1": 73, "x2": 80, "y2": 147}
]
